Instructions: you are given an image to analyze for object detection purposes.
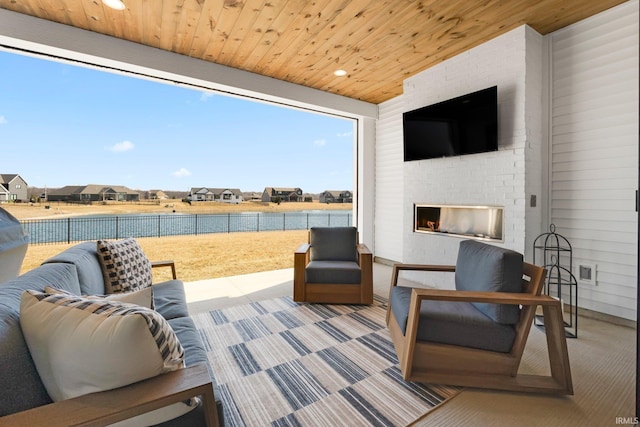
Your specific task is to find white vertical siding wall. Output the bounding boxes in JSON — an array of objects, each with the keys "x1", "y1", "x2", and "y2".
[
  {"x1": 374, "y1": 96, "x2": 405, "y2": 262},
  {"x1": 549, "y1": 0, "x2": 638, "y2": 320}
]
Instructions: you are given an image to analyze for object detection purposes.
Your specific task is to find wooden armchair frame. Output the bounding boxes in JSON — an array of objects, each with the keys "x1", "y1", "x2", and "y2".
[
  {"x1": 386, "y1": 262, "x2": 573, "y2": 395},
  {"x1": 0, "y1": 364, "x2": 219, "y2": 426},
  {"x1": 294, "y1": 230, "x2": 373, "y2": 304}
]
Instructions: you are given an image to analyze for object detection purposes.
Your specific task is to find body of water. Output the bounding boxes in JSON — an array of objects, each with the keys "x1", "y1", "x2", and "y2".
[{"x1": 22, "y1": 210, "x2": 352, "y2": 244}]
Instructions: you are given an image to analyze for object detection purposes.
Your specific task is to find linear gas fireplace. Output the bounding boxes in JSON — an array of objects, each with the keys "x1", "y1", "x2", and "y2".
[{"x1": 414, "y1": 204, "x2": 504, "y2": 242}]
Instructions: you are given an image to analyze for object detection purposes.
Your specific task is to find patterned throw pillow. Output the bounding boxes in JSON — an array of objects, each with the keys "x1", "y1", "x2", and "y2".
[
  {"x1": 97, "y1": 238, "x2": 153, "y2": 294},
  {"x1": 20, "y1": 289, "x2": 197, "y2": 425}
]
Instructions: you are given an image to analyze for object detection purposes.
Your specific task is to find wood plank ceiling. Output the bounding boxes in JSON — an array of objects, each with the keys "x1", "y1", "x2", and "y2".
[{"x1": 0, "y1": 0, "x2": 628, "y2": 104}]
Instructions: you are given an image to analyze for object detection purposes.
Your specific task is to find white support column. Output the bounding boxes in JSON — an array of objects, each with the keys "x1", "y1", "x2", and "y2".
[{"x1": 356, "y1": 117, "x2": 376, "y2": 252}]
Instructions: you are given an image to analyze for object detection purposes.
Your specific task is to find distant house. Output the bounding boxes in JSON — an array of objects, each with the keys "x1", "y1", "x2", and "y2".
[
  {"x1": 319, "y1": 190, "x2": 353, "y2": 204},
  {"x1": 0, "y1": 174, "x2": 28, "y2": 202},
  {"x1": 47, "y1": 185, "x2": 140, "y2": 202},
  {"x1": 189, "y1": 187, "x2": 243, "y2": 204},
  {"x1": 243, "y1": 192, "x2": 263, "y2": 202},
  {"x1": 164, "y1": 190, "x2": 189, "y2": 200},
  {"x1": 144, "y1": 190, "x2": 188, "y2": 200},
  {"x1": 262, "y1": 187, "x2": 303, "y2": 203},
  {"x1": 146, "y1": 190, "x2": 168, "y2": 200}
]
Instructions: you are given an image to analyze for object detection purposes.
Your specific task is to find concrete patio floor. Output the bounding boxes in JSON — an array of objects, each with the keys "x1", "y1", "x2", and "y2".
[{"x1": 184, "y1": 262, "x2": 395, "y2": 315}]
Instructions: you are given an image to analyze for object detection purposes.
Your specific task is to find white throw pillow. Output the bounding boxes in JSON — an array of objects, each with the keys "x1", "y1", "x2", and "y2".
[
  {"x1": 44, "y1": 285, "x2": 155, "y2": 310},
  {"x1": 97, "y1": 238, "x2": 153, "y2": 294},
  {"x1": 20, "y1": 290, "x2": 198, "y2": 425}
]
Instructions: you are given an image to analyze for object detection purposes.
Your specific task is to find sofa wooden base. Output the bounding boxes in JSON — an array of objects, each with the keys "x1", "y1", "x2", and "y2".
[{"x1": 0, "y1": 364, "x2": 219, "y2": 427}]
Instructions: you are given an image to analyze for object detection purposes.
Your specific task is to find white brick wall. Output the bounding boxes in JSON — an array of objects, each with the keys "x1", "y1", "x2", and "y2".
[{"x1": 400, "y1": 25, "x2": 544, "y2": 287}]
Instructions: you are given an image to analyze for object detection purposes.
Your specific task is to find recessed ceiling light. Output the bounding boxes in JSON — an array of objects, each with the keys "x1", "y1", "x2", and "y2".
[
  {"x1": 102, "y1": 0, "x2": 126, "y2": 10},
  {"x1": 334, "y1": 69, "x2": 348, "y2": 77}
]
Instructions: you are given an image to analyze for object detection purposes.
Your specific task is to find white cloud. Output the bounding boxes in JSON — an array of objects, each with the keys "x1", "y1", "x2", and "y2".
[
  {"x1": 337, "y1": 131, "x2": 352, "y2": 137},
  {"x1": 200, "y1": 92, "x2": 215, "y2": 102},
  {"x1": 313, "y1": 139, "x2": 327, "y2": 147},
  {"x1": 0, "y1": 116, "x2": 7, "y2": 125},
  {"x1": 107, "y1": 140, "x2": 134, "y2": 153},
  {"x1": 172, "y1": 167, "x2": 192, "y2": 178}
]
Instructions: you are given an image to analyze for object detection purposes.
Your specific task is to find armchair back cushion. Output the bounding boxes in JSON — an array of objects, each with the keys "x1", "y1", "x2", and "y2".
[
  {"x1": 309, "y1": 227, "x2": 358, "y2": 262},
  {"x1": 455, "y1": 240, "x2": 523, "y2": 325}
]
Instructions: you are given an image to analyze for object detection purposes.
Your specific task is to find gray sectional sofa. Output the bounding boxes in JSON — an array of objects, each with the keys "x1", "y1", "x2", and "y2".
[{"x1": 0, "y1": 241, "x2": 223, "y2": 426}]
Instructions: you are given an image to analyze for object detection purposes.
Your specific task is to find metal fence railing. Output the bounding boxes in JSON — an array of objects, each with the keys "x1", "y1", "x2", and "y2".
[{"x1": 21, "y1": 211, "x2": 353, "y2": 245}]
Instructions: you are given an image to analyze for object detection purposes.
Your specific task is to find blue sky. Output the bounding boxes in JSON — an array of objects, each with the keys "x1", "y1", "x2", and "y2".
[{"x1": 0, "y1": 51, "x2": 354, "y2": 194}]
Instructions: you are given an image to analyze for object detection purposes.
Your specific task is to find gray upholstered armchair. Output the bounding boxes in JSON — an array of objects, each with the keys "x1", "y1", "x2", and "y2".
[
  {"x1": 294, "y1": 227, "x2": 373, "y2": 304},
  {"x1": 386, "y1": 239, "x2": 573, "y2": 395}
]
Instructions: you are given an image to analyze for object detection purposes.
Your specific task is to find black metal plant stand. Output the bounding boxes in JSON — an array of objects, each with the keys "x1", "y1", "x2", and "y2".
[{"x1": 533, "y1": 224, "x2": 578, "y2": 338}]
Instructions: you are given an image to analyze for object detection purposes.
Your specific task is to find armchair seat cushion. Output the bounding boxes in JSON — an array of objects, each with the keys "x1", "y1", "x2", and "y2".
[
  {"x1": 390, "y1": 286, "x2": 517, "y2": 353},
  {"x1": 305, "y1": 260, "x2": 361, "y2": 284}
]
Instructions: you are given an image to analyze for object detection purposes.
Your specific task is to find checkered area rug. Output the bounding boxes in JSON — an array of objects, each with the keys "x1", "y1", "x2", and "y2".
[{"x1": 191, "y1": 296, "x2": 461, "y2": 426}]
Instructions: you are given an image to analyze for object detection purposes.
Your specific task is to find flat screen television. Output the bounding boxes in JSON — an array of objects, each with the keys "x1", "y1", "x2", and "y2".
[{"x1": 403, "y1": 86, "x2": 498, "y2": 161}]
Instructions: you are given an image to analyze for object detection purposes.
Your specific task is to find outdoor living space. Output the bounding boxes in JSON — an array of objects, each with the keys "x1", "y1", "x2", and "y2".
[
  {"x1": 0, "y1": 0, "x2": 638, "y2": 426},
  {"x1": 184, "y1": 263, "x2": 635, "y2": 426},
  {"x1": 1, "y1": 219, "x2": 634, "y2": 425}
]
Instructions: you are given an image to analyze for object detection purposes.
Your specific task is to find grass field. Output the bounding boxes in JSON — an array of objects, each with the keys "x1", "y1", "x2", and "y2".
[
  {"x1": 4, "y1": 201, "x2": 350, "y2": 282},
  {"x1": 19, "y1": 230, "x2": 310, "y2": 282}
]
